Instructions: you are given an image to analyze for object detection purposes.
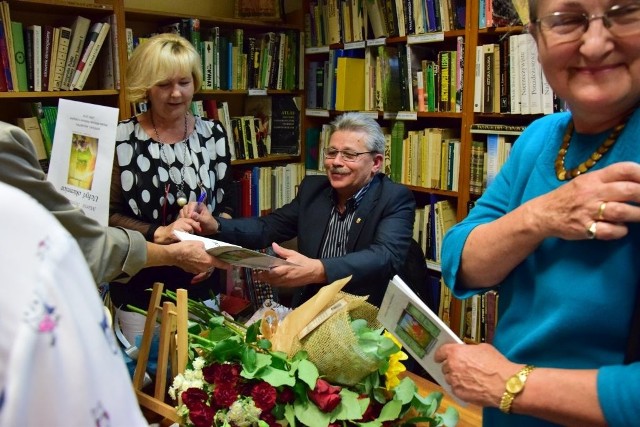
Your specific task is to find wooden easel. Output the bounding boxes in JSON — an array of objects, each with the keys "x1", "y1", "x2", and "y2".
[{"x1": 132, "y1": 283, "x2": 189, "y2": 424}]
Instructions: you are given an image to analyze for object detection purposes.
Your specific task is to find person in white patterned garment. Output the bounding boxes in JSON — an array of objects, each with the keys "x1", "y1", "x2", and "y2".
[{"x1": 0, "y1": 181, "x2": 147, "y2": 426}]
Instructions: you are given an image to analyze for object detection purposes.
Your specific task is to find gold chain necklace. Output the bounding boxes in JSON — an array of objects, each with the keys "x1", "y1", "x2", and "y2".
[{"x1": 555, "y1": 118, "x2": 629, "y2": 181}]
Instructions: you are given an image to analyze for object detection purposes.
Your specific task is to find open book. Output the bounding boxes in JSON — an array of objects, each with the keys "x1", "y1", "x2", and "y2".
[
  {"x1": 378, "y1": 275, "x2": 467, "y2": 405},
  {"x1": 174, "y1": 230, "x2": 295, "y2": 270}
]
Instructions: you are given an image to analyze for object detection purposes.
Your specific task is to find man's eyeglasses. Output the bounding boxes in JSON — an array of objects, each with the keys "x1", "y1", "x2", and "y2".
[
  {"x1": 533, "y1": 3, "x2": 640, "y2": 43},
  {"x1": 324, "y1": 148, "x2": 375, "y2": 162}
]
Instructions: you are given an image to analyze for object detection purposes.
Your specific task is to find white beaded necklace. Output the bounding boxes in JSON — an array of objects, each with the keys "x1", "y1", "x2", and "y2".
[{"x1": 152, "y1": 113, "x2": 190, "y2": 206}]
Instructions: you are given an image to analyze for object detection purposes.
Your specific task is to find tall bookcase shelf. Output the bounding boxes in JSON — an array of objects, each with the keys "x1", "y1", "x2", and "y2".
[{"x1": 0, "y1": 0, "x2": 124, "y2": 124}]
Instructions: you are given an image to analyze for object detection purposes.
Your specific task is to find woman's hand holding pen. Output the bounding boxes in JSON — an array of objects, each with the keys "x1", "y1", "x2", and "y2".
[{"x1": 179, "y1": 200, "x2": 218, "y2": 235}]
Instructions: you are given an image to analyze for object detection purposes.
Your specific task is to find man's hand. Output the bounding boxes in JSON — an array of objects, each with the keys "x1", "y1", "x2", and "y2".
[{"x1": 253, "y1": 242, "x2": 327, "y2": 287}]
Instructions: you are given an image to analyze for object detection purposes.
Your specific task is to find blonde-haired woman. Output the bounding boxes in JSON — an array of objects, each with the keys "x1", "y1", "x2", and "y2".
[{"x1": 109, "y1": 33, "x2": 233, "y2": 344}]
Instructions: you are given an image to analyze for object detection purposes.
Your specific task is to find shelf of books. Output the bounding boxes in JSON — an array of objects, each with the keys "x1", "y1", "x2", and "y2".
[
  {"x1": 302, "y1": 0, "x2": 471, "y2": 337},
  {"x1": 300, "y1": 0, "x2": 567, "y2": 342}
]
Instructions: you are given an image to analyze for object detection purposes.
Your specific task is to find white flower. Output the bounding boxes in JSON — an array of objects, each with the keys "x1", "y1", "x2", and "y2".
[
  {"x1": 223, "y1": 397, "x2": 262, "y2": 427},
  {"x1": 193, "y1": 357, "x2": 206, "y2": 370}
]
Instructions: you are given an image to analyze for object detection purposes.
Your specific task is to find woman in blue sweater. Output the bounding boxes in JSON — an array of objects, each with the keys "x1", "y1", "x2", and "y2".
[{"x1": 436, "y1": 0, "x2": 640, "y2": 426}]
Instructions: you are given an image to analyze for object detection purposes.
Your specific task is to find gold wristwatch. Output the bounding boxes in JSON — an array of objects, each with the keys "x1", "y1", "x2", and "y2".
[{"x1": 499, "y1": 365, "x2": 535, "y2": 414}]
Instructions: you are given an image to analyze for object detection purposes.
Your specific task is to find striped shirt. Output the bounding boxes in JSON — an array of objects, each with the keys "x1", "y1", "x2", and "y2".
[{"x1": 320, "y1": 180, "x2": 372, "y2": 258}]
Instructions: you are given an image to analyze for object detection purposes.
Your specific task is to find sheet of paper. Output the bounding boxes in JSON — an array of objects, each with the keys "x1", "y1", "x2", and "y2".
[{"x1": 46, "y1": 99, "x2": 119, "y2": 225}]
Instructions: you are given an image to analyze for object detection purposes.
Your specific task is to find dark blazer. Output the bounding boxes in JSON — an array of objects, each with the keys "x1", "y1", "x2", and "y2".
[{"x1": 217, "y1": 173, "x2": 416, "y2": 306}]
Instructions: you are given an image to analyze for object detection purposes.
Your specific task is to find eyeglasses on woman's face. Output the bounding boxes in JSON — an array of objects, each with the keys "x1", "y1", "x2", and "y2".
[{"x1": 534, "y1": 2, "x2": 640, "y2": 43}]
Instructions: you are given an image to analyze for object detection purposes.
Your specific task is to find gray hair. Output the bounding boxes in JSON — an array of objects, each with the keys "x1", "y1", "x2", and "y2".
[{"x1": 328, "y1": 112, "x2": 385, "y2": 154}]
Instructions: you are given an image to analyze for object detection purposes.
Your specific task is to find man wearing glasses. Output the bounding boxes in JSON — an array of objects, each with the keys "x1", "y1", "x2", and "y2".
[{"x1": 182, "y1": 112, "x2": 415, "y2": 307}]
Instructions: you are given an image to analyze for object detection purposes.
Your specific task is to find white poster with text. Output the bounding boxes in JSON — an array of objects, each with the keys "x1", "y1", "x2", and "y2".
[{"x1": 47, "y1": 99, "x2": 119, "y2": 225}]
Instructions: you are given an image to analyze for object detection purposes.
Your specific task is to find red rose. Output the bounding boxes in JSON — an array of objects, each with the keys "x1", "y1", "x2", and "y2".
[
  {"x1": 251, "y1": 381, "x2": 277, "y2": 411},
  {"x1": 213, "y1": 383, "x2": 238, "y2": 408},
  {"x1": 203, "y1": 362, "x2": 241, "y2": 385},
  {"x1": 277, "y1": 386, "x2": 296, "y2": 404},
  {"x1": 182, "y1": 388, "x2": 209, "y2": 407},
  {"x1": 186, "y1": 401, "x2": 215, "y2": 427},
  {"x1": 308, "y1": 379, "x2": 342, "y2": 413}
]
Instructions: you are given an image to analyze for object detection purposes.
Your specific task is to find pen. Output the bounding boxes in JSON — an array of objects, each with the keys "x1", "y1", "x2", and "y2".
[{"x1": 195, "y1": 190, "x2": 206, "y2": 213}]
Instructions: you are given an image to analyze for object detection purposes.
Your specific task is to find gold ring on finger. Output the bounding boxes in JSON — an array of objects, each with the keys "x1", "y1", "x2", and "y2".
[{"x1": 597, "y1": 202, "x2": 607, "y2": 221}]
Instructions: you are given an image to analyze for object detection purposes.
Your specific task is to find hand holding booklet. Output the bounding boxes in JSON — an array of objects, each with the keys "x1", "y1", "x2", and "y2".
[
  {"x1": 173, "y1": 230, "x2": 295, "y2": 270},
  {"x1": 377, "y1": 275, "x2": 467, "y2": 405}
]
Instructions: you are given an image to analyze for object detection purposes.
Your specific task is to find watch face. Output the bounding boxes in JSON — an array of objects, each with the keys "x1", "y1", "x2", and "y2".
[{"x1": 506, "y1": 375, "x2": 524, "y2": 394}]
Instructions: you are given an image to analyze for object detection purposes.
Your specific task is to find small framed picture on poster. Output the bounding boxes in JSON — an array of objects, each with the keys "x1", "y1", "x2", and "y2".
[{"x1": 234, "y1": 0, "x2": 282, "y2": 21}]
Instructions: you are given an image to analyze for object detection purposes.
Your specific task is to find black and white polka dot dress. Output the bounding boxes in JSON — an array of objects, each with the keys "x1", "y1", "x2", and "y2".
[
  {"x1": 109, "y1": 115, "x2": 233, "y2": 309},
  {"x1": 115, "y1": 115, "x2": 232, "y2": 224}
]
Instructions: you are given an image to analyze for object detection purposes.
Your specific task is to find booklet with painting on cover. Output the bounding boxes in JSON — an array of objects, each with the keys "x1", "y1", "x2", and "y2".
[
  {"x1": 378, "y1": 274, "x2": 467, "y2": 405},
  {"x1": 173, "y1": 230, "x2": 295, "y2": 270}
]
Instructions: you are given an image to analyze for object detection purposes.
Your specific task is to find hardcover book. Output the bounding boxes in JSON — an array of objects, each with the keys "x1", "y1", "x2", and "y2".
[{"x1": 270, "y1": 95, "x2": 301, "y2": 155}]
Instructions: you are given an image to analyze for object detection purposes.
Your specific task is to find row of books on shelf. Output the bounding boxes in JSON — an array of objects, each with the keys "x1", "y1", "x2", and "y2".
[
  {"x1": 165, "y1": 94, "x2": 300, "y2": 162},
  {"x1": 305, "y1": 0, "x2": 466, "y2": 48},
  {"x1": 0, "y1": 3, "x2": 117, "y2": 92},
  {"x1": 469, "y1": 123, "x2": 525, "y2": 195},
  {"x1": 230, "y1": 163, "x2": 305, "y2": 219},
  {"x1": 460, "y1": 290, "x2": 499, "y2": 344},
  {"x1": 14, "y1": 102, "x2": 58, "y2": 171},
  {"x1": 413, "y1": 197, "x2": 457, "y2": 265},
  {"x1": 478, "y1": 0, "x2": 527, "y2": 29},
  {"x1": 125, "y1": 20, "x2": 302, "y2": 92},
  {"x1": 474, "y1": 33, "x2": 570, "y2": 115},
  {"x1": 307, "y1": 36, "x2": 463, "y2": 113}
]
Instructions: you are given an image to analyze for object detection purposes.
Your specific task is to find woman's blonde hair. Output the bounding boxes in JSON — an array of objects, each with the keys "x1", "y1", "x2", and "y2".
[{"x1": 125, "y1": 33, "x2": 202, "y2": 104}]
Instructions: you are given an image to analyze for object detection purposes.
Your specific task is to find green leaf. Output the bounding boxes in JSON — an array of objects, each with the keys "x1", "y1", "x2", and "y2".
[
  {"x1": 258, "y1": 365, "x2": 296, "y2": 387},
  {"x1": 376, "y1": 399, "x2": 403, "y2": 422},
  {"x1": 412, "y1": 391, "x2": 443, "y2": 417},
  {"x1": 245, "y1": 321, "x2": 260, "y2": 343},
  {"x1": 241, "y1": 346, "x2": 258, "y2": 372},
  {"x1": 207, "y1": 325, "x2": 235, "y2": 341},
  {"x1": 257, "y1": 338, "x2": 272, "y2": 350},
  {"x1": 284, "y1": 403, "x2": 297, "y2": 427},
  {"x1": 393, "y1": 377, "x2": 418, "y2": 405},
  {"x1": 332, "y1": 388, "x2": 365, "y2": 421},
  {"x1": 297, "y1": 358, "x2": 319, "y2": 389},
  {"x1": 294, "y1": 401, "x2": 331, "y2": 427},
  {"x1": 438, "y1": 406, "x2": 460, "y2": 427},
  {"x1": 208, "y1": 315, "x2": 225, "y2": 329}
]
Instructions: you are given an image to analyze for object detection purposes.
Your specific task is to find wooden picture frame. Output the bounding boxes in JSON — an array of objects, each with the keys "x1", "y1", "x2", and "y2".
[{"x1": 234, "y1": 0, "x2": 282, "y2": 21}]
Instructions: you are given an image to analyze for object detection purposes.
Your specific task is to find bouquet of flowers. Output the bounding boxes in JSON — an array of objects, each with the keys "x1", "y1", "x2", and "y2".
[{"x1": 165, "y1": 278, "x2": 459, "y2": 427}]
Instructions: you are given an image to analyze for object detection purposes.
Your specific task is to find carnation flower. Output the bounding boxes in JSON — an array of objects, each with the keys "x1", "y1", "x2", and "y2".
[{"x1": 158, "y1": 289, "x2": 458, "y2": 427}]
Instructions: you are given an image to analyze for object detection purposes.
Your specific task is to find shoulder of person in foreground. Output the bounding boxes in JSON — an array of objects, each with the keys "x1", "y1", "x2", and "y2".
[
  {"x1": 0, "y1": 121, "x2": 148, "y2": 284},
  {"x1": 0, "y1": 181, "x2": 148, "y2": 426}
]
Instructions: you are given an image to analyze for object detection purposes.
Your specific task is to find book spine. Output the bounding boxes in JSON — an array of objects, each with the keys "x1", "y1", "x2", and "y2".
[
  {"x1": 53, "y1": 27, "x2": 71, "y2": 91},
  {"x1": 74, "y1": 22, "x2": 109, "y2": 90},
  {"x1": 23, "y1": 26, "x2": 34, "y2": 91},
  {"x1": 61, "y1": 16, "x2": 90, "y2": 91},
  {"x1": 69, "y1": 22, "x2": 102, "y2": 90},
  {"x1": 10, "y1": 22, "x2": 28, "y2": 91},
  {"x1": 0, "y1": 25, "x2": 13, "y2": 91},
  {"x1": 41, "y1": 25, "x2": 53, "y2": 91},
  {"x1": 30, "y1": 25, "x2": 42, "y2": 92}
]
